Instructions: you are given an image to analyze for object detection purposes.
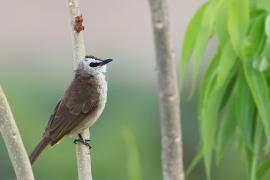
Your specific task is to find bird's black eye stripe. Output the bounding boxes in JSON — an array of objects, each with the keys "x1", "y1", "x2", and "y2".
[{"x1": 89, "y1": 62, "x2": 100, "y2": 67}]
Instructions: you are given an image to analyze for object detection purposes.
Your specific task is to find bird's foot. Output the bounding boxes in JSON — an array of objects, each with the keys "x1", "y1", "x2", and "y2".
[{"x1": 73, "y1": 134, "x2": 92, "y2": 149}]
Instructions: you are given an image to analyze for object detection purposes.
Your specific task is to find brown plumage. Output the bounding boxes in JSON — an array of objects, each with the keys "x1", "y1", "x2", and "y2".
[{"x1": 29, "y1": 69, "x2": 102, "y2": 164}]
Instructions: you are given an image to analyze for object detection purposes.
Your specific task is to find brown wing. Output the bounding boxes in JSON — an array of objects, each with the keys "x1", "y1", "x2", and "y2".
[{"x1": 44, "y1": 74, "x2": 100, "y2": 145}]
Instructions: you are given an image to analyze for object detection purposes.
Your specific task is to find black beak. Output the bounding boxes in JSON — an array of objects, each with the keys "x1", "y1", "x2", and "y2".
[{"x1": 100, "y1": 59, "x2": 113, "y2": 66}]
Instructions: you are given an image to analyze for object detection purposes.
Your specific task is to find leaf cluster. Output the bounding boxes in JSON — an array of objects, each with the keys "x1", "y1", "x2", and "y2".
[{"x1": 181, "y1": 0, "x2": 270, "y2": 179}]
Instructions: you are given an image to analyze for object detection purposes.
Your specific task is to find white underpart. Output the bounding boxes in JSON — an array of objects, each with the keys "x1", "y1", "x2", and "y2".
[{"x1": 94, "y1": 73, "x2": 107, "y2": 122}]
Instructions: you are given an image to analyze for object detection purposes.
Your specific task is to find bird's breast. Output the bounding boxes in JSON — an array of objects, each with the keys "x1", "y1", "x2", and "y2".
[{"x1": 95, "y1": 74, "x2": 108, "y2": 118}]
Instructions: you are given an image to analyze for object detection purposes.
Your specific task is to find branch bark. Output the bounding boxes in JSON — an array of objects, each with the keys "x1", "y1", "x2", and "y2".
[
  {"x1": 147, "y1": 0, "x2": 184, "y2": 179},
  {"x1": 0, "y1": 86, "x2": 35, "y2": 180},
  {"x1": 67, "y1": 0, "x2": 92, "y2": 180},
  {"x1": 68, "y1": 0, "x2": 86, "y2": 70}
]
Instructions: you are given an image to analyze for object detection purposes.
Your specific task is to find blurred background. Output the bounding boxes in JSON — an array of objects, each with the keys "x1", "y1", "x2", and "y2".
[{"x1": 0, "y1": 0, "x2": 246, "y2": 179}]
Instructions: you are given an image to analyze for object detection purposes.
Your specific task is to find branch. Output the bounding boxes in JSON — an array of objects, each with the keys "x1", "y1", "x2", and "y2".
[
  {"x1": 67, "y1": 0, "x2": 93, "y2": 180},
  {"x1": 68, "y1": 0, "x2": 86, "y2": 70},
  {"x1": 75, "y1": 130, "x2": 92, "y2": 180},
  {"x1": 147, "y1": 0, "x2": 184, "y2": 179},
  {"x1": 0, "y1": 86, "x2": 35, "y2": 180}
]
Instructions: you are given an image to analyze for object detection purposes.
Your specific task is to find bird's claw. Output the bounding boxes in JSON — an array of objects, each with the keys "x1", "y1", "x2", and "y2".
[
  {"x1": 73, "y1": 137, "x2": 92, "y2": 149},
  {"x1": 74, "y1": 133, "x2": 92, "y2": 149}
]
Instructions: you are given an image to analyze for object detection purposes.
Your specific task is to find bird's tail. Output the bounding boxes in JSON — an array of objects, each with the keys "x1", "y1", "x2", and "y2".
[{"x1": 29, "y1": 137, "x2": 50, "y2": 165}]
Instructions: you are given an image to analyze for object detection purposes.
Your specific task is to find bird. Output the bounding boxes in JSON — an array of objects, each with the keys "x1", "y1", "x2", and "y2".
[{"x1": 29, "y1": 55, "x2": 112, "y2": 165}]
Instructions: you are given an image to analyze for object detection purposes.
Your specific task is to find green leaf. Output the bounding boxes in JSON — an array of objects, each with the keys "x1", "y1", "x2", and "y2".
[
  {"x1": 212, "y1": 42, "x2": 237, "y2": 162},
  {"x1": 228, "y1": 0, "x2": 250, "y2": 57},
  {"x1": 189, "y1": 1, "x2": 222, "y2": 98},
  {"x1": 218, "y1": 69, "x2": 237, "y2": 112},
  {"x1": 250, "y1": 11, "x2": 267, "y2": 55},
  {"x1": 249, "y1": 12, "x2": 268, "y2": 71},
  {"x1": 198, "y1": 50, "x2": 221, "y2": 118},
  {"x1": 215, "y1": 0, "x2": 230, "y2": 47},
  {"x1": 201, "y1": 92, "x2": 220, "y2": 179},
  {"x1": 198, "y1": 51, "x2": 221, "y2": 179},
  {"x1": 261, "y1": 44, "x2": 270, "y2": 68},
  {"x1": 235, "y1": 71, "x2": 256, "y2": 152},
  {"x1": 243, "y1": 63, "x2": 270, "y2": 150},
  {"x1": 266, "y1": 15, "x2": 270, "y2": 37},
  {"x1": 256, "y1": 156, "x2": 270, "y2": 179},
  {"x1": 215, "y1": 91, "x2": 236, "y2": 163},
  {"x1": 180, "y1": 3, "x2": 208, "y2": 89},
  {"x1": 216, "y1": 42, "x2": 237, "y2": 89},
  {"x1": 199, "y1": 47, "x2": 238, "y2": 179},
  {"x1": 186, "y1": 148, "x2": 203, "y2": 177},
  {"x1": 243, "y1": 120, "x2": 261, "y2": 180}
]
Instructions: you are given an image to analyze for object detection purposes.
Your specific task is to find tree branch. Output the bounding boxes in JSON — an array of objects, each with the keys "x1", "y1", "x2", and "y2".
[
  {"x1": 67, "y1": 0, "x2": 93, "y2": 180},
  {"x1": 147, "y1": 0, "x2": 184, "y2": 179},
  {"x1": 68, "y1": 0, "x2": 86, "y2": 70},
  {"x1": 75, "y1": 130, "x2": 92, "y2": 180},
  {"x1": 0, "y1": 86, "x2": 35, "y2": 180}
]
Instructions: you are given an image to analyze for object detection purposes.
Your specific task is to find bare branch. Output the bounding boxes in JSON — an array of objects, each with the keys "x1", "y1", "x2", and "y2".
[
  {"x1": 67, "y1": 0, "x2": 92, "y2": 180},
  {"x1": 68, "y1": 0, "x2": 86, "y2": 70},
  {"x1": 0, "y1": 86, "x2": 35, "y2": 180},
  {"x1": 76, "y1": 130, "x2": 93, "y2": 180},
  {"x1": 147, "y1": 0, "x2": 184, "y2": 179}
]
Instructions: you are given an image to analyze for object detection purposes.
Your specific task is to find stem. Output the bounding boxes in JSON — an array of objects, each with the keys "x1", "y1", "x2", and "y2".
[
  {"x1": 76, "y1": 130, "x2": 92, "y2": 180},
  {"x1": 147, "y1": 0, "x2": 184, "y2": 179},
  {"x1": 68, "y1": 0, "x2": 86, "y2": 70},
  {"x1": 67, "y1": 0, "x2": 92, "y2": 180},
  {"x1": 0, "y1": 86, "x2": 35, "y2": 180}
]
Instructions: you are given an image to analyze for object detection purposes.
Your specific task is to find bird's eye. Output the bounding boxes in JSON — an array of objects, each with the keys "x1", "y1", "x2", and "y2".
[{"x1": 89, "y1": 62, "x2": 100, "y2": 67}]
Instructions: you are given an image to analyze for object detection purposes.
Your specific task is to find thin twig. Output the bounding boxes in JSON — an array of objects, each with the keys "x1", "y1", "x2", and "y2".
[
  {"x1": 0, "y1": 86, "x2": 35, "y2": 180},
  {"x1": 67, "y1": 0, "x2": 92, "y2": 180},
  {"x1": 148, "y1": 0, "x2": 184, "y2": 179}
]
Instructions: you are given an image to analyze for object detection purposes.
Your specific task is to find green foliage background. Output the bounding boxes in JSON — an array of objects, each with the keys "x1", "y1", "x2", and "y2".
[{"x1": 181, "y1": 0, "x2": 270, "y2": 179}]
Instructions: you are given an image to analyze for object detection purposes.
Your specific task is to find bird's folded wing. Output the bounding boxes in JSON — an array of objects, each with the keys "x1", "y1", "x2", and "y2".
[{"x1": 44, "y1": 77, "x2": 99, "y2": 145}]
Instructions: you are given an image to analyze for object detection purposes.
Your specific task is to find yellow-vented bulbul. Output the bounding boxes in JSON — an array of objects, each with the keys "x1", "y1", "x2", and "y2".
[{"x1": 29, "y1": 55, "x2": 112, "y2": 164}]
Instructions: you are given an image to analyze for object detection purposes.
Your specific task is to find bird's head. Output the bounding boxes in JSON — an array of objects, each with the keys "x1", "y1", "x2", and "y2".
[{"x1": 78, "y1": 55, "x2": 113, "y2": 75}]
